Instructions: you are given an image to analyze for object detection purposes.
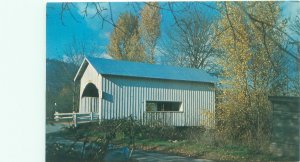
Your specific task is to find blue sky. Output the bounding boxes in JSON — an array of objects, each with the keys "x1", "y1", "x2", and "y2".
[
  {"x1": 46, "y1": 2, "x2": 219, "y2": 60},
  {"x1": 47, "y1": 2, "x2": 145, "y2": 59},
  {"x1": 46, "y1": 2, "x2": 299, "y2": 60}
]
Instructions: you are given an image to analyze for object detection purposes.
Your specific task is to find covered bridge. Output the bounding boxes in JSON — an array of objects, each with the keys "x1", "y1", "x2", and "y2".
[{"x1": 74, "y1": 57, "x2": 217, "y2": 126}]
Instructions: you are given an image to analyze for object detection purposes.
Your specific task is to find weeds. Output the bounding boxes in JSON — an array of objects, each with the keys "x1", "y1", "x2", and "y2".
[{"x1": 47, "y1": 117, "x2": 291, "y2": 161}]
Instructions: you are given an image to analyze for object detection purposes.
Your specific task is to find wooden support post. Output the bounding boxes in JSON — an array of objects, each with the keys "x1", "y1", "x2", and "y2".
[
  {"x1": 90, "y1": 112, "x2": 93, "y2": 121},
  {"x1": 73, "y1": 111, "x2": 77, "y2": 127}
]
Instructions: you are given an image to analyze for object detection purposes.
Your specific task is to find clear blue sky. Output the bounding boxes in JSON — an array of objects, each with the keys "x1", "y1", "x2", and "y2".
[{"x1": 46, "y1": 2, "x2": 298, "y2": 60}]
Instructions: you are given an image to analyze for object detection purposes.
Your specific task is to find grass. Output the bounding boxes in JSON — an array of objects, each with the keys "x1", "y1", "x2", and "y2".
[
  {"x1": 133, "y1": 139, "x2": 260, "y2": 161},
  {"x1": 46, "y1": 122, "x2": 294, "y2": 162}
]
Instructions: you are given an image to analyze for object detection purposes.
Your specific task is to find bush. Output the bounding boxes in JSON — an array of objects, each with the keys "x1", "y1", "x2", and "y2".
[{"x1": 47, "y1": 117, "x2": 218, "y2": 161}]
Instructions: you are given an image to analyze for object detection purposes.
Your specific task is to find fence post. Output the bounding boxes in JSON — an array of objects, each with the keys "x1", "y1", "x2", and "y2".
[
  {"x1": 90, "y1": 112, "x2": 93, "y2": 121},
  {"x1": 73, "y1": 111, "x2": 77, "y2": 127},
  {"x1": 54, "y1": 111, "x2": 59, "y2": 121}
]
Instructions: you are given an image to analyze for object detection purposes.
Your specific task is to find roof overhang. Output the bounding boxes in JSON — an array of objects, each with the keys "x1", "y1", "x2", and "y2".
[
  {"x1": 74, "y1": 56, "x2": 218, "y2": 84},
  {"x1": 74, "y1": 57, "x2": 95, "y2": 82},
  {"x1": 74, "y1": 57, "x2": 101, "y2": 82}
]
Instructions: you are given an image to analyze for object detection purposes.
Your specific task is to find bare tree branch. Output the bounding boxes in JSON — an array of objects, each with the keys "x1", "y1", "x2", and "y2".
[
  {"x1": 60, "y1": 3, "x2": 80, "y2": 26},
  {"x1": 235, "y1": 2, "x2": 300, "y2": 62}
]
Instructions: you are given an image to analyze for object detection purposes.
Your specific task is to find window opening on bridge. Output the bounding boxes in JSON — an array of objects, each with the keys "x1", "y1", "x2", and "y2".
[{"x1": 146, "y1": 101, "x2": 182, "y2": 112}]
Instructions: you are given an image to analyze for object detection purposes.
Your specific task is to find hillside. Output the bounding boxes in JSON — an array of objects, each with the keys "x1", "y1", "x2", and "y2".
[{"x1": 46, "y1": 59, "x2": 78, "y2": 118}]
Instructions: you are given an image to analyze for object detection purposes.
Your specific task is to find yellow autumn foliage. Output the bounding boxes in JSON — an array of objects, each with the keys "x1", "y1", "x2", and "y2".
[
  {"x1": 139, "y1": 2, "x2": 161, "y2": 64},
  {"x1": 214, "y1": 2, "x2": 288, "y2": 145},
  {"x1": 107, "y1": 13, "x2": 146, "y2": 62}
]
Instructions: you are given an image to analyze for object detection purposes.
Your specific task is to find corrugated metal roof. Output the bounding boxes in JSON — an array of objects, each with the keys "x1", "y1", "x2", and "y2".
[{"x1": 86, "y1": 56, "x2": 217, "y2": 83}]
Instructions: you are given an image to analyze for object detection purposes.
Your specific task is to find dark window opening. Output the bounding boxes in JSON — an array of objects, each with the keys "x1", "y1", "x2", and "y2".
[
  {"x1": 146, "y1": 101, "x2": 181, "y2": 112},
  {"x1": 82, "y1": 83, "x2": 99, "y2": 97}
]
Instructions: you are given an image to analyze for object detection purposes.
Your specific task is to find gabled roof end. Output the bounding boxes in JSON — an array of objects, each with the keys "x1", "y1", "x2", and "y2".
[{"x1": 73, "y1": 57, "x2": 89, "y2": 82}]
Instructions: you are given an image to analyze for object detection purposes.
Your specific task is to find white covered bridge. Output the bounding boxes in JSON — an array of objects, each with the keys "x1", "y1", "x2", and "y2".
[{"x1": 57, "y1": 57, "x2": 217, "y2": 127}]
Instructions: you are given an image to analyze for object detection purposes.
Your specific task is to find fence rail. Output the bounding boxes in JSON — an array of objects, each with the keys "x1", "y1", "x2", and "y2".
[{"x1": 54, "y1": 111, "x2": 99, "y2": 127}]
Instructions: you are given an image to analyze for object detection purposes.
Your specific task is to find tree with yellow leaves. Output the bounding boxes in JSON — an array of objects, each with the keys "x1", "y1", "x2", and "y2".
[
  {"x1": 107, "y1": 13, "x2": 146, "y2": 62},
  {"x1": 139, "y1": 2, "x2": 161, "y2": 64},
  {"x1": 214, "y1": 1, "x2": 288, "y2": 145}
]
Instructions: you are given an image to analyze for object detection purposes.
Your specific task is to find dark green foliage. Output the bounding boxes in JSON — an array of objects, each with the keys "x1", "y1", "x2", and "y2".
[
  {"x1": 46, "y1": 117, "x2": 206, "y2": 162},
  {"x1": 98, "y1": 118, "x2": 206, "y2": 142},
  {"x1": 136, "y1": 125, "x2": 205, "y2": 141},
  {"x1": 47, "y1": 117, "x2": 137, "y2": 162},
  {"x1": 46, "y1": 59, "x2": 79, "y2": 119}
]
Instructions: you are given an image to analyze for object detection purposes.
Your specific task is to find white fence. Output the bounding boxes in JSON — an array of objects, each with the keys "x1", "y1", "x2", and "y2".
[{"x1": 54, "y1": 111, "x2": 99, "y2": 127}]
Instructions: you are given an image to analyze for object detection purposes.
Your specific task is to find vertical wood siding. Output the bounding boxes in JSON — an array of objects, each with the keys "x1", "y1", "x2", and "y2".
[
  {"x1": 80, "y1": 97, "x2": 99, "y2": 113},
  {"x1": 101, "y1": 75, "x2": 215, "y2": 127}
]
